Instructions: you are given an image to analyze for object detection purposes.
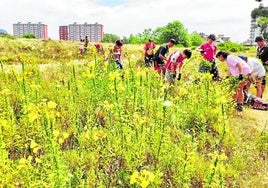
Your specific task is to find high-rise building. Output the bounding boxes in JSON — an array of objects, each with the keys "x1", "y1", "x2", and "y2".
[
  {"x1": 13, "y1": 22, "x2": 48, "y2": 39},
  {"x1": 249, "y1": 18, "x2": 261, "y2": 44},
  {"x1": 249, "y1": 3, "x2": 268, "y2": 44},
  {"x1": 59, "y1": 26, "x2": 68, "y2": 40},
  {"x1": 89, "y1": 23, "x2": 104, "y2": 42},
  {"x1": 64, "y1": 22, "x2": 103, "y2": 42}
]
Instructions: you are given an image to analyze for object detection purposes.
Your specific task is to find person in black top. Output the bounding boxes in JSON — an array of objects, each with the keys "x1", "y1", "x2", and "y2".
[
  {"x1": 255, "y1": 36, "x2": 268, "y2": 95},
  {"x1": 255, "y1": 36, "x2": 268, "y2": 66},
  {"x1": 154, "y1": 39, "x2": 176, "y2": 75}
]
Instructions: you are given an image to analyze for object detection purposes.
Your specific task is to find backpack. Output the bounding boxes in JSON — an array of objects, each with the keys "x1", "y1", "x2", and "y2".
[{"x1": 244, "y1": 91, "x2": 268, "y2": 110}]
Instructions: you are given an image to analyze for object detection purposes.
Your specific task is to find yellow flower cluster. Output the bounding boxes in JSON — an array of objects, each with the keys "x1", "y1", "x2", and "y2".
[
  {"x1": 53, "y1": 130, "x2": 69, "y2": 144},
  {"x1": 130, "y1": 169, "x2": 156, "y2": 188}
]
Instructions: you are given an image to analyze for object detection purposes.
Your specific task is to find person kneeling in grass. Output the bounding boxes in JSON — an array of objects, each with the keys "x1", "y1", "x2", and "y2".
[
  {"x1": 216, "y1": 51, "x2": 252, "y2": 112},
  {"x1": 165, "y1": 49, "x2": 192, "y2": 84}
]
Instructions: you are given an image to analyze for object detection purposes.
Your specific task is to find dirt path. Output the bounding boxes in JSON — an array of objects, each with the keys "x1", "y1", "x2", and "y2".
[
  {"x1": 243, "y1": 108, "x2": 268, "y2": 132},
  {"x1": 236, "y1": 91, "x2": 268, "y2": 133}
]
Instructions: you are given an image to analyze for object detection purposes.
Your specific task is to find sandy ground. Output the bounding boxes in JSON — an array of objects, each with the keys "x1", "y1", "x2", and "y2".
[{"x1": 236, "y1": 91, "x2": 268, "y2": 132}]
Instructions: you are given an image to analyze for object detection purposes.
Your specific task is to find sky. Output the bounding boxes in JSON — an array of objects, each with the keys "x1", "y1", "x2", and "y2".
[{"x1": 0, "y1": 0, "x2": 266, "y2": 42}]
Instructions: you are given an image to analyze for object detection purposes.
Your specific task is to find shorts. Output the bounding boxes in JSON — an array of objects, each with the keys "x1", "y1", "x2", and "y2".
[
  {"x1": 248, "y1": 75, "x2": 266, "y2": 86},
  {"x1": 165, "y1": 70, "x2": 175, "y2": 83},
  {"x1": 154, "y1": 60, "x2": 165, "y2": 71}
]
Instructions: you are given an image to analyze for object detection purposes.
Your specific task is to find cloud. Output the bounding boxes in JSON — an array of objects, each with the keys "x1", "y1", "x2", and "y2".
[{"x1": 0, "y1": 0, "x2": 265, "y2": 42}]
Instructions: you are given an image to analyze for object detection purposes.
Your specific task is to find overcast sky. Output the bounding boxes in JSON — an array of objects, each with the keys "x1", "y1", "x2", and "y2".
[{"x1": 0, "y1": 0, "x2": 266, "y2": 42}]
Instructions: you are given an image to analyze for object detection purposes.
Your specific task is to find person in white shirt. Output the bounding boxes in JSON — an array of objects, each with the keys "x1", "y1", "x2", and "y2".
[
  {"x1": 238, "y1": 55, "x2": 266, "y2": 98},
  {"x1": 164, "y1": 49, "x2": 192, "y2": 84}
]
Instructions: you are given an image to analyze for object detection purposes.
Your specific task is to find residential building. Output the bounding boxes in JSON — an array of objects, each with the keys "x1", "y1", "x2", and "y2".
[
  {"x1": 64, "y1": 22, "x2": 104, "y2": 42},
  {"x1": 59, "y1": 26, "x2": 68, "y2": 40},
  {"x1": 13, "y1": 22, "x2": 48, "y2": 39},
  {"x1": 89, "y1": 23, "x2": 104, "y2": 42}
]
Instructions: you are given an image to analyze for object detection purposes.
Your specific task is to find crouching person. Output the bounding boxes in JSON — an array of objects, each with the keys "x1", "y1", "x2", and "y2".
[
  {"x1": 165, "y1": 49, "x2": 192, "y2": 84},
  {"x1": 238, "y1": 55, "x2": 266, "y2": 98},
  {"x1": 216, "y1": 51, "x2": 252, "y2": 112}
]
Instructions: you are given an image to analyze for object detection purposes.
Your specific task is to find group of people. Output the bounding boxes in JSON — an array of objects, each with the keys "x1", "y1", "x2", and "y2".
[
  {"x1": 143, "y1": 36, "x2": 219, "y2": 84},
  {"x1": 151, "y1": 39, "x2": 192, "y2": 84},
  {"x1": 82, "y1": 34, "x2": 268, "y2": 112},
  {"x1": 79, "y1": 36, "x2": 89, "y2": 55},
  {"x1": 215, "y1": 36, "x2": 268, "y2": 112},
  {"x1": 79, "y1": 36, "x2": 106, "y2": 56},
  {"x1": 143, "y1": 35, "x2": 268, "y2": 112}
]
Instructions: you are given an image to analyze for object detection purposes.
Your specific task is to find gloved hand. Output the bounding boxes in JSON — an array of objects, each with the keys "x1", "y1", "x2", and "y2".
[
  {"x1": 200, "y1": 50, "x2": 205, "y2": 54},
  {"x1": 238, "y1": 74, "x2": 243, "y2": 81},
  {"x1": 177, "y1": 73, "x2": 182, "y2": 81}
]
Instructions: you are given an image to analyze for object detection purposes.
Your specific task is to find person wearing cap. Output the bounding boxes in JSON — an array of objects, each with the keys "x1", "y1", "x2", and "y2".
[
  {"x1": 216, "y1": 51, "x2": 252, "y2": 112},
  {"x1": 255, "y1": 36, "x2": 268, "y2": 66},
  {"x1": 154, "y1": 39, "x2": 176, "y2": 75},
  {"x1": 197, "y1": 34, "x2": 219, "y2": 80},
  {"x1": 238, "y1": 55, "x2": 266, "y2": 98},
  {"x1": 144, "y1": 39, "x2": 156, "y2": 67},
  {"x1": 164, "y1": 49, "x2": 192, "y2": 84}
]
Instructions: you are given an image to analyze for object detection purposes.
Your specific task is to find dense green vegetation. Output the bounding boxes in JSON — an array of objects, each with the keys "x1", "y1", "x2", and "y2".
[
  {"x1": 104, "y1": 21, "x2": 204, "y2": 46},
  {"x1": 251, "y1": 4, "x2": 268, "y2": 39},
  {"x1": 0, "y1": 38, "x2": 267, "y2": 187}
]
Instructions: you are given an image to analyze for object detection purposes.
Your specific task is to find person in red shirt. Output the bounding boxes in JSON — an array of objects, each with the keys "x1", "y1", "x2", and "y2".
[
  {"x1": 144, "y1": 39, "x2": 156, "y2": 67},
  {"x1": 95, "y1": 43, "x2": 104, "y2": 54},
  {"x1": 165, "y1": 49, "x2": 192, "y2": 84},
  {"x1": 113, "y1": 39, "x2": 124, "y2": 69},
  {"x1": 197, "y1": 34, "x2": 219, "y2": 80}
]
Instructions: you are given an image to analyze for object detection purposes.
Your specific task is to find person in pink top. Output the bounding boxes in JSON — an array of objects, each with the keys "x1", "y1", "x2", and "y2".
[
  {"x1": 197, "y1": 34, "x2": 219, "y2": 80},
  {"x1": 113, "y1": 39, "x2": 124, "y2": 69},
  {"x1": 165, "y1": 49, "x2": 192, "y2": 84},
  {"x1": 216, "y1": 51, "x2": 252, "y2": 112}
]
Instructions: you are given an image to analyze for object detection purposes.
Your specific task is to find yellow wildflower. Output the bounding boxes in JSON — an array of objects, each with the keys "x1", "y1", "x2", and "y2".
[
  {"x1": 53, "y1": 130, "x2": 60, "y2": 138},
  {"x1": 130, "y1": 171, "x2": 139, "y2": 184},
  {"x1": 30, "y1": 140, "x2": 38, "y2": 149},
  {"x1": 47, "y1": 101, "x2": 57, "y2": 109}
]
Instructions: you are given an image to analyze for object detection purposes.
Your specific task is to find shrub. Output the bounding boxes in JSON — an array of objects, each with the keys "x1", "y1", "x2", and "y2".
[
  {"x1": 22, "y1": 33, "x2": 36, "y2": 39},
  {"x1": 217, "y1": 41, "x2": 245, "y2": 52}
]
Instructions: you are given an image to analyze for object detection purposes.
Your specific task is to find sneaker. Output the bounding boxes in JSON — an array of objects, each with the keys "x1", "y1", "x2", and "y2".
[{"x1": 236, "y1": 104, "x2": 243, "y2": 112}]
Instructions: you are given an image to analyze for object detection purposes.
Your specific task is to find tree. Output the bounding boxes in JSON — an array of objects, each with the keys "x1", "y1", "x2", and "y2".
[
  {"x1": 122, "y1": 36, "x2": 130, "y2": 44},
  {"x1": 102, "y1": 33, "x2": 120, "y2": 43},
  {"x1": 190, "y1": 32, "x2": 205, "y2": 46},
  {"x1": 128, "y1": 34, "x2": 140, "y2": 44},
  {"x1": 155, "y1": 21, "x2": 191, "y2": 47},
  {"x1": 257, "y1": 16, "x2": 268, "y2": 39},
  {"x1": 251, "y1": 4, "x2": 268, "y2": 19},
  {"x1": 128, "y1": 29, "x2": 155, "y2": 44}
]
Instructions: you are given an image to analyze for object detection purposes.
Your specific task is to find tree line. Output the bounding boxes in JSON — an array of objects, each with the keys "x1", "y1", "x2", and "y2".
[{"x1": 102, "y1": 21, "x2": 204, "y2": 47}]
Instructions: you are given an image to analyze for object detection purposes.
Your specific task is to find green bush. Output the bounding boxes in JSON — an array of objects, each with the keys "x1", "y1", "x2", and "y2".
[
  {"x1": 217, "y1": 41, "x2": 245, "y2": 52},
  {"x1": 22, "y1": 33, "x2": 36, "y2": 39}
]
